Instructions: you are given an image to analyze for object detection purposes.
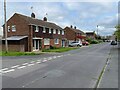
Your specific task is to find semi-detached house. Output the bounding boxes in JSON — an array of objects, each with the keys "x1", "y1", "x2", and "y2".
[{"x1": 2, "y1": 13, "x2": 66, "y2": 52}]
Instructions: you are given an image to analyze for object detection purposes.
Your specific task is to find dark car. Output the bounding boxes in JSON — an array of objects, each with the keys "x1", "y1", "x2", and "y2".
[{"x1": 111, "y1": 41, "x2": 117, "y2": 45}]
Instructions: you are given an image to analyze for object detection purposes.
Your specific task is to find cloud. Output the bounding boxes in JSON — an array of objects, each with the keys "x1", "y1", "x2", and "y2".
[{"x1": 0, "y1": 2, "x2": 118, "y2": 36}]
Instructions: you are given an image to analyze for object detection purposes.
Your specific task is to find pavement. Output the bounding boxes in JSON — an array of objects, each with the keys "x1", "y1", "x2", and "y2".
[
  {"x1": 1, "y1": 43, "x2": 117, "y2": 88},
  {"x1": 98, "y1": 44, "x2": 118, "y2": 88}
]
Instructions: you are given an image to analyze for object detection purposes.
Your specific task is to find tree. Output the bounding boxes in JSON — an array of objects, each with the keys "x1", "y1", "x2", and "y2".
[{"x1": 115, "y1": 25, "x2": 120, "y2": 41}]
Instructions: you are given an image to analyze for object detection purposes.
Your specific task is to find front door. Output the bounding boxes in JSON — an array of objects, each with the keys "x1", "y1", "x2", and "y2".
[
  {"x1": 62, "y1": 40, "x2": 65, "y2": 47},
  {"x1": 33, "y1": 39, "x2": 39, "y2": 51}
]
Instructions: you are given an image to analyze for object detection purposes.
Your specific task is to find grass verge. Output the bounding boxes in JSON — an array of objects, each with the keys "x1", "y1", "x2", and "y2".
[
  {"x1": 0, "y1": 51, "x2": 42, "y2": 56},
  {"x1": 42, "y1": 47, "x2": 78, "y2": 53}
]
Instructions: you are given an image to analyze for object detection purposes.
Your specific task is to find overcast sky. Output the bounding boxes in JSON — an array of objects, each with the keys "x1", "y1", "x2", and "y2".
[{"x1": 0, "y1": 0, "x2": 118, "y2": 36}]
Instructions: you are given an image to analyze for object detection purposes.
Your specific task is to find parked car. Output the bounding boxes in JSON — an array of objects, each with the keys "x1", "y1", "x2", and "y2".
[
  {"x1": 110, "y1": 40, "x2": 117, "y2": 45},
  {"x1": 69, "y1": 41, "x2": 82, "y2": 47},
  {"x1": 82, "y1": 41, "x2": 89, "y2": 45}
]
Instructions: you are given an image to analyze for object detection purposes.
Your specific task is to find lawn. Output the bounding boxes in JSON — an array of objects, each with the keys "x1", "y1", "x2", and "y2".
[
  {"x1": 42, "y1": 47, "x2": 78, "y2": 53},
  {"x1": 0, "y1": 51, "x2": 42, "y2": 56}
]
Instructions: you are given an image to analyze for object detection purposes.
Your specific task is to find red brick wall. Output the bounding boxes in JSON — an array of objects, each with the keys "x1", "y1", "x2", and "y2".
[
  {"x1": 3, "y1": 14, "x2": 29, "y2": 38},
  {"x1": 64, "y1": 27, "x2": 76, "y2": 41}
]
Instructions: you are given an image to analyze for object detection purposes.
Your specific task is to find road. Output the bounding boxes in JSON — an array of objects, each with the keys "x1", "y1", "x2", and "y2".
[{"x1": 1, "y1": 43, "x2": 117, "y2": 88}]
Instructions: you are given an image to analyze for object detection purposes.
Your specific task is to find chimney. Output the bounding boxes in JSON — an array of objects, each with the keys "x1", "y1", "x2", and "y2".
[
  {"x1": 74, "y1": 26, "x2": 76, "y2": 29},
  {"x1": 31, "y1": 13, "x2": 35, "y2": 18},
  {"x1": 70, "y1": 25, "x2": 73, "y2": 28},
  {"x1": 43, "y1": 17, "x2": 47, "y2": 21}
]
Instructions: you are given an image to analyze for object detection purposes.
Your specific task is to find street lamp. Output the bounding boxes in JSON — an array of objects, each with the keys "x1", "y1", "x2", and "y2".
[{"x1": 97, "y1": 25, "x2": 99, "y2": 40}]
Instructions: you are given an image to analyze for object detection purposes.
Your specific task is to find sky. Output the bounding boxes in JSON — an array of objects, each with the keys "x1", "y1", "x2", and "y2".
[{"x1": 0, "y1": 0, "x2": 119, "y2": 36}]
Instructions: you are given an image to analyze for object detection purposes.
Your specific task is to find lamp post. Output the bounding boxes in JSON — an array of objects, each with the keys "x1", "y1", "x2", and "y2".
[
  {"x1": 97, "y1": 25, "x2": 98, "y2": 40},
  {"x1": 4, "y1": 0, "x2": 8, "y2": 52}
]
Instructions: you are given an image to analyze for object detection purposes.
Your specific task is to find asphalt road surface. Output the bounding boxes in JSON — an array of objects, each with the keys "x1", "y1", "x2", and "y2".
[{"x1": 1, "y1": 43, "x2": 117, "y2": 88}]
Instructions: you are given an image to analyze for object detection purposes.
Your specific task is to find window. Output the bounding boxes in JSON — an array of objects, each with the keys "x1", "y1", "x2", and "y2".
[
  {"x1": 12, "y1": 25, "x2": 16, "y2": 32},
  {"x1": 35, "y1": 26, "x2": 39, "y2": 32},
  {"x1": 62, "y1": 30, "x2": 64, "y2": 35},
  {"x1": 49, "y1": 28, "x2": 52, "y2": 34},
  {"x1": 54, "y1": 38, "x2": 59, "y2": 44},
  {"x1": 44, "y1": 38, "x2": 50, "y2": 45},
  {"x1": 53, "y1": 29, "x2": 56, "y2": 34},
  {"x1": 8, "y1": 26, "x2": 10, "y2": 32},
  {"x1": 58, "y1": 30, "x2": 60, "y2": 34},
  {"x1": 43, "y1": 27, "x2": 46, "y2": 33}
]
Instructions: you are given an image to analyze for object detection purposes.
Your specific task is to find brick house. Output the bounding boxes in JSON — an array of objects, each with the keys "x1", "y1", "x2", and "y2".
[
  {"x1": 2, "y1": 13, "x2": 66, "y2": 52},
  {"x1": 86, "y1": 31, "x2": 96, "y2": 40},
  {"x1": 64, "y1": 26, "x2": 86, "y2": 44}
]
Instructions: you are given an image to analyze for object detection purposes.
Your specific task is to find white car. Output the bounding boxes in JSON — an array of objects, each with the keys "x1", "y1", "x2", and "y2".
[{"x1": 69, "y1": 41, "x2": 82, "y2": 47}]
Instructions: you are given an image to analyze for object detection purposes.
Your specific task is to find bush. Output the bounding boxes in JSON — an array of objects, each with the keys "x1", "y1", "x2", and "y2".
[
  {"x1": 90, "y1": 40, "x2": 99, "y2": 44},
  {"x1": 50, "y1": 45, "x2": 58, "y2": 49}
]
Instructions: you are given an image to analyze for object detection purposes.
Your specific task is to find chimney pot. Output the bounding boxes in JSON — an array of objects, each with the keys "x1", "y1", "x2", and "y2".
[
  {"x1": 43, "y1": 17, "x2": 47, "y2": 21},
  {"x1": 31, "y1": 13, "x2": 35, "y2": 18},
  {"x1": 74, "y1": 26, "x2": 76, "y2": 29}
]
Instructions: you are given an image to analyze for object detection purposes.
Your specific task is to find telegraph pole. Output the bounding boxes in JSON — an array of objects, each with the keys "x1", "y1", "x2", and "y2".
[{"x1": 4, "y1": 0, "x2": 8, "y2": 52}]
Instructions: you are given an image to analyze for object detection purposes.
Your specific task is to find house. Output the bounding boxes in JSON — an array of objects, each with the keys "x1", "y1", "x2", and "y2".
[
  {"x1": 64, "y1": 26, "x2": 86, "y2": 44},
  {"x1": 2, "y1": 13, "x2": 66, "y2": 52},
  {"x1": 86, "y1": 31, "x2": 96, "y2": 40}
]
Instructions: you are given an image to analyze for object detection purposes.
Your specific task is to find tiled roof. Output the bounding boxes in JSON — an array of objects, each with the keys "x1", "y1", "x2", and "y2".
[
  {"x1": 65, "y1": 27, "x2": 85, "y2": 35},
  {"x1": 15, "y1": 13, "x2": 63, "y2": 30}
]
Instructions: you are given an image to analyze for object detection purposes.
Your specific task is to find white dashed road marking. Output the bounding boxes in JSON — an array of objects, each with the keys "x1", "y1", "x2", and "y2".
[
  {"x1": 36, "y1": 61, "x2": 41, "y2": 64},
  {"x1": 2, "y1": 69, "x2": 15, "y2": 74},
  {"x1": 22, "y1": 63, "x2": 29, "y2": 65},
  {"x1": 17, "y1": 66, "x2": 26, "y2": 69},
  {"x1": 11, "y1": 65, "x2": 20, "y2": 68},
  {"x1": 42, "y1": 60, "x2": 47, "y2": 62},
  {"x1": 1, "y1": 54, "x2": 67, "y2": 74},
  {"x1": 27, "y1": 64, "x2": 35, "y2": 66},
  {"x1": 0, "y1": 68, "x2": 9, "y2": 71}
]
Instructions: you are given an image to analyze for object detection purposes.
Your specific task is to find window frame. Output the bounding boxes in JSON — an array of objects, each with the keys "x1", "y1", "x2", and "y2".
[
  {"x1": 54, "y1": 38, "x2": 59, "y2": 44},
  {"x1": 43, "y1": 27, "x2": 46, "y2": 33},
  {"x1": 62, "y1": 30, "x2": 64, "y2": 35},
  {"x1": 44, "y1": 38, "x2": 50, "y2": 45},
  {"x1": 53, "y1": 29, "x2": 56, "y2": 34},
  {"x1": 12, "y1": 25, "x2": 16, "y2": 32},
  {"x1": 8, "y1": 26, "x2": 10, "y2": 32},
  {"x1": 35, "y1": 26, "x2": 39, "y2": 32}
]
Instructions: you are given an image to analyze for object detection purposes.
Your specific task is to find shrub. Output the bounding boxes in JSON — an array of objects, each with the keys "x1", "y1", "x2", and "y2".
[{"x1": 90, "y1": 40, "x2": 99, "y2": 44}]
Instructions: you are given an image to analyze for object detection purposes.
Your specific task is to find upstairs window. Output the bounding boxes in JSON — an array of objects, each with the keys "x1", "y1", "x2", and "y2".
[
  {"x1": 12, "y1": 25, "x2": 16, "y2": 32},
  {"x1": 58, "y1": 30, "x2": 60, "y2": 34},
  {"x1": 35, "y1": 26, "x2": 39, "y2": 32},
  {"x1": 43, "y1": 27, "x2": 46, "y2": 33},
  {"x1": 53, "y1": 29, "x2": 56, "y2": 34},
  {"x1": 49, "y1": 28, "x2": 52, "y2": 34},
  {"x1": 8, "y1": 26, "x2": 10, "y2": 32},
  {"x1": 62, "y1": 30, "x2": 64, "y2": 35}
]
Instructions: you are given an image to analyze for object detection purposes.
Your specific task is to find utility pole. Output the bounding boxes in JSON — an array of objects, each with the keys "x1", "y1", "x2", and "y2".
[{"x1": 4, "y1": 0, "x2": 8, "y2": 52}]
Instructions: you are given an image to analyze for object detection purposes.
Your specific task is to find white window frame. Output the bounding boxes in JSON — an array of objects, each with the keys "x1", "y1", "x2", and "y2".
[
  {"x1": 8, "y1": 26, "x2": 10, "y2": 32},
  {"x1": 35, "y1": 26, "x2": 39, "y2": 32},
  {"x1": 44, "y1": 38, "x2": 50, "y2": 45},
  {"x1": 62, "y1": 30, "x2": 65, "y2": 35},
  {"x1": 12, "y1": 25, "x2": 16, "y2": 32},
  {"x1": 54, "y1": 38, "x2": 59, "y2": 44},
  {"x1": 49, "y1": 28, "x2": 52, "y2": 34},
  {"x1": 43, "y1": 27, "x2": 46, "y2": 33},
  {"x1": 53, "y1": 29, "x2": 56, "y2": 34},
  {"x1": 58, "y1": 30, "x2": 60, "y2": 34}
]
